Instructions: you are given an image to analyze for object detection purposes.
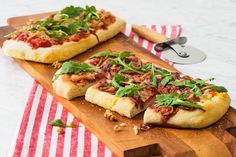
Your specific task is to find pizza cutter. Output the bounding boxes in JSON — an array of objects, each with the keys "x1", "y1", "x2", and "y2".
[
  {"x1": 132, "y1": 25, "x2": 206, "y2": 64},
  {"x1": 154, "y1": 36, "x2": 206, "y2": 64}
]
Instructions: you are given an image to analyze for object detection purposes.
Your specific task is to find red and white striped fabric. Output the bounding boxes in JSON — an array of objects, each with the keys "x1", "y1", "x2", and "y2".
[{"x1": 8, "y1": 25, "x2": 182, "y2": 157}]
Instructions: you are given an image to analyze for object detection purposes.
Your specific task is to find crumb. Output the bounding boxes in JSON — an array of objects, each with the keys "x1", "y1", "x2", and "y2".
[
  {"x1": 57, "y1": 127, "x2": 65, "y2": 135},
  {"x1": 140, "y1": 124, "x2": 151, "y2": 131},
  {"x1": 104, "y1": 110, "x2": 117, "y2": 121},
  {"x1": 119, "y1": 123, "x2": 127, "y2": 127},
  {"x1": 113, "y1": 125, "x2": 121, "y2": 132},
  {"x1": 26, "y1": 19, "x2": 34, "y2": 25},
  {"x1": 51, "y1": 61, "x2": 62, "y2": 69},
  {"x1": 133, "y1": 126, "x2": 139, "y2": 135}
]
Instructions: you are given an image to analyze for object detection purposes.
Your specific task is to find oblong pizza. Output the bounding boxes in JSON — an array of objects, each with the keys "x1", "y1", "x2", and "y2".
[
  {"x1": 2, "y1": 6, "x2": 126, "y2": 63},
  {"x1": 52, "y1": 50, "x2": 231, "y2": 128}
]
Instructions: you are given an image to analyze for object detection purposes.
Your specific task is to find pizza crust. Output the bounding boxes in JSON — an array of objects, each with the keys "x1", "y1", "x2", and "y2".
[
  {"x1": 52, "y1": 69, "x2": 96, "y2": 100},
  {"x1": 144, "y1": 92, "x2": 231, "y2": 128},
  {"x1": 85, "y1": 84, "x2": 148, "y2": 118},
  {"x1": 2, "y1": 17, "x2": 126, "y2": 63}
]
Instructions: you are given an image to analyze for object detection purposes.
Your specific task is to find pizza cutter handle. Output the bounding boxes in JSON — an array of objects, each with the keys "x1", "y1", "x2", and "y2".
[{"x1": 131, "y1": 24, "x2": 169, "y2": 43}]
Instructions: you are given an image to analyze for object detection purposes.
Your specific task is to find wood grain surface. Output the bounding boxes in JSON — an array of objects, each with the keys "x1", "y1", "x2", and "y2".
[{"x1": 0, "y1": 12, "x2": 236, "y2": 157}]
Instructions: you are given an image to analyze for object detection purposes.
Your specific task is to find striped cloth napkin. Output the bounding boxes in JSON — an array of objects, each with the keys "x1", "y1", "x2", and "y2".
[{"x1": 8, "y1": 25, "x2": 182, "y2": 157}]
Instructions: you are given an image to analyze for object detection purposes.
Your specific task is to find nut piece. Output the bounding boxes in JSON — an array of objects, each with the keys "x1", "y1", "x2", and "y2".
[
  {"x1": 133, "y1": 126, "x2": 139, "y2": 135},
  {"x1": 119, "y1": 123, "x2": 127, "y2": 127},
  {"x1": 104, "y1": 110, "x2": 117, "y2": 121},
  {"x1": 57, "y1": 127, "x2": 65, "y2": 135},
  {"x1": 52, "y1": 61, "x2": 62, "y2": 69},
  {"x1": 113, "y1": 125, "x2": 121, "y2": 132}
]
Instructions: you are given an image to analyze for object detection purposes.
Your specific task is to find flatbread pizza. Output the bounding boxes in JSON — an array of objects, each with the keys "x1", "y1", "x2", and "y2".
[
  {"x1": 2, "y1": 5, "x2": 126, "y2": 63},
  {"x1": 52, "y1": 50, "x2": 230, "y2": 128}
]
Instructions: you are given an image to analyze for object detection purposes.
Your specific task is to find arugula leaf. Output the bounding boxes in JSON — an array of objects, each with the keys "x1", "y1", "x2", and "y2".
[
  {"x1": 90, "y1": 51, "x2": 119, "y2": 58},
  {"x1": 52, "y1": 61, "x2": 97, "y2": 82},
  {"x1": 60, "y1": 5, "x2": 84, "y2": 18},
  {"x1": 111, "y1": 73, "x2": 140, "y2": 97},
  {"x1": 114, "y1": 51, "x2": 143, "y2": 74},
  {"x1": 168, "y1": 80, "x2": 202, "y2": 96},
  {"x1": 192, "y1": 78, "x2": 214, "y2": 86},
  {"x1": 59, "y1": 13, "x2": 69, "y2": 19},
  {"x1": 141, "y1": 63, "x2": 152, "y2": 72},
  {"x1": 173, "y1": 99, "x2": 203, "y2": 109},
  {"x1": 52, "y1": 24, "x2": 78, "y2": 35},
  {"x1": 155, "y1": 69, "x2": 172, "y2": 86},
  {"x1": 161, "y1": 75, "x2": 172, "y2": 86},
  {"x1": 36, "y1": 20, "x2": 58, "y2": 27},
  {"x1": 27, "y1": 27, "x2": 38, "y2": 31},
  {"x1": 155, "y1": 93, "x2": 177, "y2": 106},
  {"x1": 29, "y1": 5, "x2": 100, "y2": 40},
  {"x1": 168, "y1": 78, "x2": 215, "y2": 97},
  {"x1": 155, "y1": 93, "x2": 202, "y2": 109},
  {"x1": 151, "y1": 64, "x2": 157, "y2": 86},
  {"x1": 116, "y1": 84, "x2": 140, "y2": 97},
  {"x1": 112, "y1": 74, "x2": 126, "y2": 88},
  {"x1": 119, "y1": 51, "x2": 131, "y2": 59},
  {"x1": 117, "y1": 59, "x2": 143, "y2": 74},
  {"x1": 46, "y1": 30, "x2": 68, "y2": 40},
  {"x1": 67, "y1": 23, "x2": 78, "y2": 34},
  {"x1": 202, "y1": 85, "x2": 228, "y2": 92},
  {"x1": 76, "y1": 19, "x2": 91, "y2": 31},
  {"x1": 84, "y1": 5, "x2": 99, "y2": 21},
  {"x1": 49, "y1": 119, "x2": 74, "y2": 128}
]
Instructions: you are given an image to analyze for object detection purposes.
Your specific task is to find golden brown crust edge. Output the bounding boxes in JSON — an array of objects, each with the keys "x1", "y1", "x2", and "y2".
[
  {"x1": 2, "y1": 17, "x2": 126, "y2": 63},
  {"x1": 85, "y1": 84, "x2": 148, "y2": 118},
  {"x1": 144, "y1": 92, "x2": 231, "y2": 128}
]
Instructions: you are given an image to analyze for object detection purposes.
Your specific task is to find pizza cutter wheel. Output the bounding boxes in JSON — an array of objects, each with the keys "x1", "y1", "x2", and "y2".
[{"x1": 132, "y1": 25, "x2": 207, "y2": 65}]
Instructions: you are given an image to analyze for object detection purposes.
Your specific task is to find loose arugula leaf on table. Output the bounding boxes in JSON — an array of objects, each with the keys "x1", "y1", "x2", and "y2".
[
  {"x1": 155, "y1": 93, "x2": 202, "y2": 109},
  {"x1": 202, "y1": 85, "x2": 228, "y2": 92},
  {"x1": 60, "y1": 5, "x2": 84, "y2": 18},
  {"x1": 90, "y1": 51, "x2": 119, "y2": 58},
  {"x1": 52, "y1": 61, "x2": 97, "y2": 82},
  {"x1": 116, "y1": 84, "x2": 140, "y2": 97},
  {"x1": 49, "y1": 119, "x2": 75, "y2": 128},
  {"x1": 112, "y1": 74, "x2": 126, "y2": 88}
]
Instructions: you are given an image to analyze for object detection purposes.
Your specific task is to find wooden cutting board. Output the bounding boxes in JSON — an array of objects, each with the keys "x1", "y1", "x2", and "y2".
[{"x1": 1, "y1": 12, "x2": 236, "y2": 157}]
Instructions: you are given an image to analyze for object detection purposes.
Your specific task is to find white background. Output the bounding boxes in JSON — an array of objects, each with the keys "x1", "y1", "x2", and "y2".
[{"x1": 0, "y1": 0, "x2": 236, "y2": 156}]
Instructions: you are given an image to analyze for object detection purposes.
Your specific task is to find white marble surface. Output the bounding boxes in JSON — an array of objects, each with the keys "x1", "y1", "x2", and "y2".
[{"x1": 0, "y1": 0, "x2": 236, "y2": 156}]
